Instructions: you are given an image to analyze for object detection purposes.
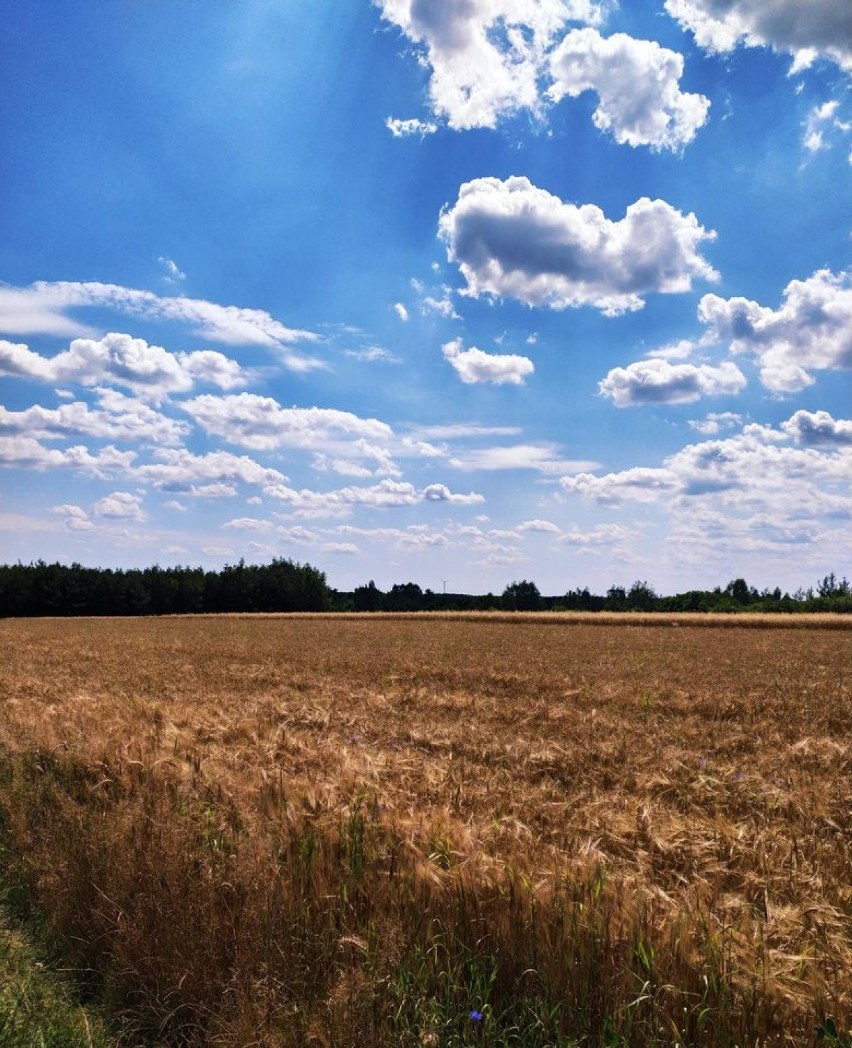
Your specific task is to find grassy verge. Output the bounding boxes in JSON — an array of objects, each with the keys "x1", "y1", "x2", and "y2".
[{"x1": 0, "y1": 898, "x2": 113, "y2": 1048}]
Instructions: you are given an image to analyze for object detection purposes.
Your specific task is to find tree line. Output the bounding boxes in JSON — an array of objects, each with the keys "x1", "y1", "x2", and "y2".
[
  {"x1": 350, "y1": 574, "x2": 852, "y2": 614},
  {"x1": 0, "y1": 560, "x2": 849, "y2": 617},
  {"x1": 0, "y1": 559, "x2": 330, "y2": 617}
]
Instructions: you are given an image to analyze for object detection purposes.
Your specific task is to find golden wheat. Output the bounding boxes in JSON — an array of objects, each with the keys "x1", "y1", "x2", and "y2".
[{"x1": 0, "y1": 614, "x2": 849, "y2": 1045}]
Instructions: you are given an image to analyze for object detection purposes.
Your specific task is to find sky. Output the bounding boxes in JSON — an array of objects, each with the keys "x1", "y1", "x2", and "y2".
[{"x1": 1, "y1": 0, "x2": 851, "y2": 597}]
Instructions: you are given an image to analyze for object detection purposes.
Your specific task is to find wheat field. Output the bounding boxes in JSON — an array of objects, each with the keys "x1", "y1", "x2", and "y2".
[{"x1": 0, "y1": 614, "x2": 849, "y2": 1047}]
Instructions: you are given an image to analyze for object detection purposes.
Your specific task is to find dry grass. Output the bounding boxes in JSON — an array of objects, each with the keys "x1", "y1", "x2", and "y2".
[{"x1": 0, "y1": 614, "x2": 849, "y2": 1046}]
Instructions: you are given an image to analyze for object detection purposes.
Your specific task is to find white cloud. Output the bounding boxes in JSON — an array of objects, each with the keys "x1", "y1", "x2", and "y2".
[
  {"x1": 698, "y1": 269, "x2": 852, "y2": 392},
  {"x1": 385, "y1": 117, "x2": 438, "y2": 138},
  {"x1": 0, "y1": 281, "x2": 319, "y2": 370},
  {"x1": 781, "y1": 409, "x2": 852, "y2": 447},
  {"x1": 562, "y1": 418, "x2": 852, "y2": 524},
  {"x1": 0, "y1": 332, "x2": 246, "y2": 401},
  {"x1": 394, "y1": 302, "x2": 410, "y2": 322},
  {"x1": 0, "y1": 390, "x2": 188, "y2": 445},
  {"x1": 664, "y1": 0, "x2": 852, "y2": 74},
  {"x1": 223, "y1": 517, "x2": 274, "y2": 532},
  {"x1": 648, "y1": 338, "x2": 700, "y2": 361},
  {"x1": 411, "y1": 423, "x2": 523, "y2": 440},
  {"x1": 135, "y1": 449, "x2": 286, "y2": 493},
  {"x1": 558, "y1": 522, "x2": 635, "y2": 546},
  {"x1": 375, "y1": 0, "x2": 604, "y2": 131},
  {"x1": 343, "y1": 345, "x2": 399, "y2": 364},
  {"x1": 182, "y1": 392, "x2": 393, "y2": 450},
  {"x1": 0, "y1": 437, "x2": 135, "y2": 476},
  {"x1": 421, "y1": 292, "x2": 460, "y2": 319},
  {"x1": 442, "y1": 337, "x2": 534, "y2": 385},
  {"x1": 376, "y1": 2, "x2": 714, "y2": 152},
  {"x1": 158, "y1": 256, "x2": 187, "y2": 283},
  {"x1": 440, "y1": 177, "x2": 718, "y2": 314},
  {"x1": 561, "y1": 466, "x2": 681, "y2": 504},
  {"x1": 548, "y1": 29, "x2": 710, "y2": 150},
  {"x1": 52, "y1": 504, "x2": 94, "y2": 531},
  {"x1": 191, "y1": 483, "x2": 238, "y2": 499},
  {"x1": 688, "y1": 411, "x2": 743, "y2": 435},
  {"x1": 94, "y1": 491, "x2": 146, "y2": 522},
  {"x1": 802, "y1": 99, "x2": 851, "y2": 155},
  {"x1": 313, "y1": 439, "x2": 402, "y2": 478},
  {"x1": 449, "y1": 442, "x2": 597, "y2": 474},
  {"x1": 599, "y1": 358, "x2": 746, "y2": 406},
  {"x1": 517, "y1": 518, "x2": 561, "y2": 533},
  {"x1": 264, "y1": 478, "x2": 484, "y2": 518}
]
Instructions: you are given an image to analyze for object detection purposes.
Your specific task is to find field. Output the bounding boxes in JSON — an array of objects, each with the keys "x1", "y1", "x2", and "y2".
[{"x1": 0, "y1": 613, "x2": 850, "y2": 1047}]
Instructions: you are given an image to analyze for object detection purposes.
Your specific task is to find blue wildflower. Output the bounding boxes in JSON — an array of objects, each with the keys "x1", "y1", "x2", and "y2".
[{"x1": 469, "y1": 1010, "x2": 483, "y2": 1021}]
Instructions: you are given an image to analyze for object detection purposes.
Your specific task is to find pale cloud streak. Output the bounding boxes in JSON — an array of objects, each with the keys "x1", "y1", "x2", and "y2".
[
  {"x1": 264, "y1": 478, "x2": 484, "y2": 519},
  {"x1": 0, "y1": 281, "x2": 320, "y2": 370},
  {"x1": 450, "y1": 442, "x2": 597, "y2": 474}
]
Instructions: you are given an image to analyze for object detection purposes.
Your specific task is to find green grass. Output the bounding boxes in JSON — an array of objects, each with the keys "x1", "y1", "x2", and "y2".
[{"x1": 0, "y1": 908, "x2": 113, "y2": 1048}]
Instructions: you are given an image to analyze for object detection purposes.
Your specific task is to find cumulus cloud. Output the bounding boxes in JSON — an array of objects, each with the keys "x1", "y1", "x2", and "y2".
[
  {"x1": 599, "y1": 358, "x2": 746, "y2": 406},
  {"x1": 135, "y1": 449, "x2": 286, "y2": 493},
  {"x1": 313, "y1": 439, "x2": 403, "y2": 479},
  {"x1": 181, "y1": 393, "x2": 392, "y2": 449},
  {"x1": 337, "y1": 523, "x2": 449, "y2": 551},
  {"x1": 698, "y1": 269, "x2": 852, "y2": 392},
  {"x1": 517, "y1": 518, "x2": 561, "y2": 533},
  {"x1": 0, "y1": 332, "x2": 245, "y2": 401},
  {"x1": 0, "y1": 281, "x2": 319, "y2": 370},
  {"x1": 561, "y1": 466, "x2": 681, "y2": 504},
  {"x1": 0, "y1": 438, "x2": 135, "y2": 476},
  {"x1": 393, "y1": 302, "x2": 410, "y2": 322},
  {"x1": 442, "y1": 337, "x2": 534, "y2": 385},
  {"x1": 0, "y1": 389, "x2": 188, "y2": 445},
  {"x1": 375, "y1": 0, "x2": 603, "y2": 130},
  {"x1": 264, "y1": 478, "x2": 484, "y2": 518},
  {"x1": 376, "y1": 2, "x2": 714, "y2": 150},
  {"x1": 781, "y1": 409, "x2": 852, "y2": 446},
  {"x1": 440, "y1": 177, "x2": 718, "y2": 314},
  {"x1": 94, "y1": 491, "x2": 146, "y2": 521},
  {"x1": 561, "y1": 417, "x2": 852, "y2": 523},
  {"x1": 52, "y1": 504, "x2": 94, "y2": 531},
  {"x1": 223, "y1": 517, "x2": 275, "y2": 532},
  {"x1": 688, "y1": 411, "x2": 743, "y2": 435},
  {"x1": 664, "y1": 0, "x2": 852, "y2": 74},
  {"x1": 548, "y1": 29, "x2": 709, "y2": 149}
]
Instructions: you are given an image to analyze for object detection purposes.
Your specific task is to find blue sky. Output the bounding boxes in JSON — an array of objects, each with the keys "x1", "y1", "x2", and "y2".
[{"x1": 1, "y1": 0, "x2": 851, "y2": 595}]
